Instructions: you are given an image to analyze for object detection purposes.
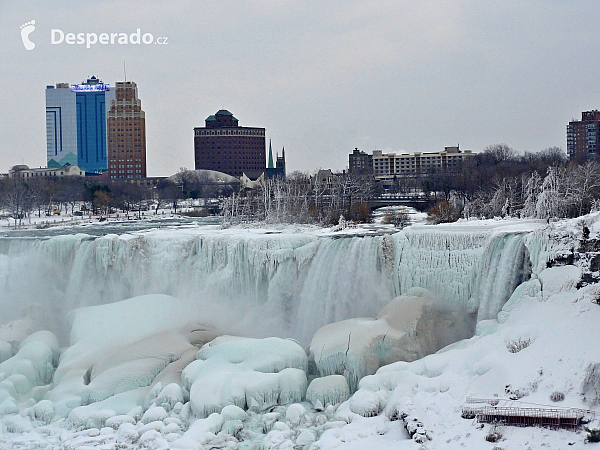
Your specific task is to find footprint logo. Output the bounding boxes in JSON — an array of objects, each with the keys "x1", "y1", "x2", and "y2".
[{"x1": 20, "y1": 20, "x2": 36, "y2": 50}]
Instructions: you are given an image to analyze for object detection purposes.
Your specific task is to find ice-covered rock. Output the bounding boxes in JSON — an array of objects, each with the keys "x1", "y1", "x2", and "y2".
[
  {"x1": 116, "y1": 422, "x2": 139, "y2": 443},
  {"x1": 87, "y1": 408, "x2": 116, "y2": 429},
  {"x1": 539, "y1": 265, "x2": 581, "y2": 301},
  {"x1": 310, "y1": 289, "x2": 473, "y2": 390},
  {"x1": 0, "y1": 341, "x2": 12, "y2": 364},
  {"x1": 19, "y1": 331, "x2": 60, "y2": 367},
  {"x1": 139, "y1": 429, "x2": 167, "y2": 447},
  {"x1": 138, "y1": 420, "x2": 166, "y2": 434},
  {"x1": 349, "y1": 389, "x2": 380, "y2": 417},
  {"x1": 155, "y1": 383, "x2": 185, "y2": 412},
  {"x1": 32, "y1": 399, "x2": 54, "y2": 424},
  {"x1": 182, "y1": 336, "x2": 308, "y2": 417},
  {"x1": 221, "y1": 404, "x2": 248, "y2": 422},
  {"x1": 285, "y1": 403, "x2": 307, "y2": 427},
  {"x1": 141, "y1": 405, "x2": 168, "y2": 424},
  {"x1": 105, "y1": 414, "x2": 136, "y2": 429},
  {"x1": 2, "y1": 340, "x2": 55, "y2": 382},
  {"x1": 3, "y1": 414, "x2": 33, "y2": 433},
  {"x1": 0, "y1": 397, "x2": 18, "y2": 415},
  {"x1": 174, "y1": 412, "x2": 224, "y2": 447},
  {"x1": 220, "y1": 418, "x2": 243, "y2": 436},
  {"x1": 306, "y1": 375, "x2": 350, "y2": 409},
  {"x1": 296, "y1": 428, "x2": 317, "y2": 446},
  {"x1": 48, "y1": 294, "x2": 218, "y2": 418}
]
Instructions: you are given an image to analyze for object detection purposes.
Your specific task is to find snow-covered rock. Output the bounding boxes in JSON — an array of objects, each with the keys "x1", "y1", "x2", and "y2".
[
  {"x1": 182, "y1": 336, "x2": 307, "y2": 417},
  {"x1": 48, "y1": 294, "x2": 219, "y2": 419},
  {"x1": 310, "y1": 289, "x2": 473, "y2": 390},
  {"x1": 306, "y1": 375, "x2": 350, "y2": 409}
]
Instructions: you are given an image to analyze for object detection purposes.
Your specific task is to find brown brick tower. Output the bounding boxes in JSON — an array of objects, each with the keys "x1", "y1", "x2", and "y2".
[
  {"x1": 194, "y1": 110, "x2": 266, "y2": 177},
  {"x1": 107, "y1": 81, "x2": 146, "y2": 178}
]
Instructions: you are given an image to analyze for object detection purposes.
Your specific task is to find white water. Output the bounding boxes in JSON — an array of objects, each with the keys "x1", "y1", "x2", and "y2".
[{"x1": 0, "y1": 224, "x2": 536, "y2": 345}]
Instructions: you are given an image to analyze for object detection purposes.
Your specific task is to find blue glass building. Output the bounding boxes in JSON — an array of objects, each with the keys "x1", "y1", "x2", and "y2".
[{"x1": 46, "y1": 76, "x2": 115, "y2": 173}]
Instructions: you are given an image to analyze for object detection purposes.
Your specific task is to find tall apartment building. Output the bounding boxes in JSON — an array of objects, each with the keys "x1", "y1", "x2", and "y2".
[
  {"x1": 194, "y1": 110, "x2": 266, "y2": 177},
  {"x1": 567, "y1": 110, "x2": 600, "y2": 157},
  {"x1": 45, "y1": 76, "x2": 115, "y2": 173},
  {"x1": 348, "y1": 148, "x2": 373, "y2": 174},
  {"x1": 372, "y1": 146, "x2": 474, "y2": 180},
  {"x1": 107, "y1": 81, "x2": 147, "y2": 179}
]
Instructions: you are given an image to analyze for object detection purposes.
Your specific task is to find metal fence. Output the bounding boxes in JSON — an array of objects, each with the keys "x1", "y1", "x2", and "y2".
[{"x1": 462, "y1": 398, "x2": 595, "y2": 430}]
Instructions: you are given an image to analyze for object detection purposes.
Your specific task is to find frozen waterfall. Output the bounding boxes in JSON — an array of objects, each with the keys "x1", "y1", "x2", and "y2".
[{"x1": 0, "y1": 223, "x2": 538, "y2": 344}]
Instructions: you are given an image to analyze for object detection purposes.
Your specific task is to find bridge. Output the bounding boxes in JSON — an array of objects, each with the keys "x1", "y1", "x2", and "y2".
[{"x1": 367, "y1": 195, "x2": 435, "y2": 212}]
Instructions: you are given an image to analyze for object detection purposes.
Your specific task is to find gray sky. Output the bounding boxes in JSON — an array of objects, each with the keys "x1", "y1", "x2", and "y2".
[{"x1": 2, "y1": 0, "x2": 600, "y2": 176}]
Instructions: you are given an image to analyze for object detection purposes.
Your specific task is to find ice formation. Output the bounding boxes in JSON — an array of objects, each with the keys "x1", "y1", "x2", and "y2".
[
  {"x1": 182, "y1": 335, "x2": 308, "y2": 417},
  {"x1": 49, "y1": 294, "x2": 218, "y2": 421},
  {"x1": 310, "y1": 288, "x2": 473, "y2": 391},
  {"x1": 0, "y1": 221, "x2": 538, "y2": 345},
  {"x1": 306, "y1": 375, "x2": 350, "y2": 409},
  {"x1": 1, "y1": 216, "x2": 597, "y2": 449}
]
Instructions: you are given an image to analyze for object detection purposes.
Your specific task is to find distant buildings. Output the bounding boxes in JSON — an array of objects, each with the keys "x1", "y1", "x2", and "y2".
[
  {"x1": 107, "y1": 81, "x2": 147, "y2": 179},
  {"x1": 567, "y1": 110, "x2": 600, "y2": 158},
  {"x1": 348, "y1": 148, "x2": 373, "y2": 174},
  {"x1": 46, "y1": 76, "x2": 115, "y2": 173},
  {"x1": 8, "y1": 164, "x2": 84, "y2": 178},
  {"x1": 347, "y1": 146, "x2": 475, "y2": 184},
  {"x1": 265, "y1": 140, "x2": 286, "y2": 179},
  {"x1": 194, "y1": 110, "x2": 266, "y2": 178}
]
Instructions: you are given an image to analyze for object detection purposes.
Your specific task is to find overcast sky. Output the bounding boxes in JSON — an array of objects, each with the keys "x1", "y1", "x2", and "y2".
[{"x1": 2, "y1": 0, "x2": 600, "y2": 176}]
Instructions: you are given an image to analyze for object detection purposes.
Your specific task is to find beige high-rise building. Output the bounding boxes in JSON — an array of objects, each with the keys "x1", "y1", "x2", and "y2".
[{"x1": 107, "y1": 81, "x2": 146, "y2": 178}]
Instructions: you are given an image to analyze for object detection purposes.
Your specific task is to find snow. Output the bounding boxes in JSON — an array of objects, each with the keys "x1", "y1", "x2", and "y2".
[
  {"x1": 46, "y1": 294, "x2": 218, "y2": 420},
  {"x1": 306, "y1": 375, "x2": 350, "y2": 409},
  {"x1": 182, "y1": 336, "x2": 307, "y2": 417},
  {"x1": 0, "y1": 215, "x2": 599, "y2": 448}
]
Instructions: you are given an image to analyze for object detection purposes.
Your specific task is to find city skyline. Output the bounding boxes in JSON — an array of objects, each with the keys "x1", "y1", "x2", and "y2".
[{"x1": 3, "y1": 1, "x2": 600, "y2": 176}]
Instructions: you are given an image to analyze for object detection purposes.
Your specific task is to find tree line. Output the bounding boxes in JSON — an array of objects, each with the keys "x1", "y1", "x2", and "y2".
[
  {"x1": 0, "y1": 168, "x2": 242, "y2": 227},
  {"x1": 3, "y1": 147, "x2": 597, "y2": 228},
  {"x1": 222, "y1": 171, "x2": 375, "y2": 225},
  {"x1": 427, "y1": 145, "x2": 600, "y2": 223}
]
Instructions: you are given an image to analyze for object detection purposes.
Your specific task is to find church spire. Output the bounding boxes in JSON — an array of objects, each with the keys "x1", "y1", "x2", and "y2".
[{"x1": 268, "y1": 139, "x2": 274, "y2": 169}]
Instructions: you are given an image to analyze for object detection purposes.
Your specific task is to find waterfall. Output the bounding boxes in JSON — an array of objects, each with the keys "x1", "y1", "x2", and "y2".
[{"x1": 0, "y1": 224, "x2": 536, "y2": 345}]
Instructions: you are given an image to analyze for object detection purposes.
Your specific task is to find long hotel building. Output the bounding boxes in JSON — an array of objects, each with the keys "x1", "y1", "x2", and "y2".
[{"x1": 371, "y1": 146, "x2": 474, "y2": 180}]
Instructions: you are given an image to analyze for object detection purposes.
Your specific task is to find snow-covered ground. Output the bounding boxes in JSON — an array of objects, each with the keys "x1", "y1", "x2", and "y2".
[{"x1": 0, "y1": 214, "x2": 599, "y2": 449}]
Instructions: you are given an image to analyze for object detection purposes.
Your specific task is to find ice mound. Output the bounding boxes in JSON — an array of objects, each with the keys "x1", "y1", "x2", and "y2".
[
  {"x1": 306, "y1": 375, "x2": 350, "y2": 409},
  {"x1": 0, "y1": 328, "x2": 59, "y2": 430},
  {"x1": 48, "y1": 294, "x2": 218, "y2": 420},
  {"x1": 182, "y1": 336, "x2": 308, "y2": 418},
  {"x1": 310, "y1": 289, "x2": 473, "y2": 390},
  {"x1": 0, "y1": 317, "x2": 43, "y2": 352},
  {"x1": 0, "y1": 331, "x2": 57, "y2": 393},
  {"x1": 0, "y1": 341, "x2": 12, "y2": 364},
  {"x1": 538, "y1": 265, "x2": 581, "y2": 301}
]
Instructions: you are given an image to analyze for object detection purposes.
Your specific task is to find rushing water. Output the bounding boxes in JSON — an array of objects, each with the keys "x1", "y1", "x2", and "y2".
[{"x1": 0, "y1": 222, "x2": 536, "y2": 345}]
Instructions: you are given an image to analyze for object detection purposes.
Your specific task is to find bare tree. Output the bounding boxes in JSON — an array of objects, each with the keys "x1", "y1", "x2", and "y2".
[
  {"x1": 573, "y1": 161, "x2": 600, "y2": 216},
  {"x1": 482, "y1": 143, "x2": 517, "y2": 164},
  {"x1": 0, "y1": 178, "x2": 33, "y2": 228}
]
